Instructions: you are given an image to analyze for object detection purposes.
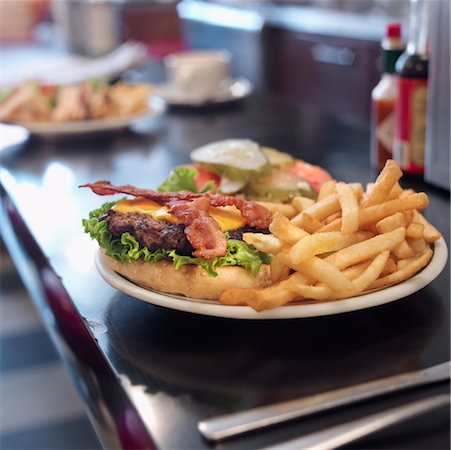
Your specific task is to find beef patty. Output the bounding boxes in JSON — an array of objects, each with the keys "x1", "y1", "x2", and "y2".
[
  {"x1": 104, "y1": 210, "x2": 270, "y2": 256},
  {"x1": 105, "y1": 210, "x2": 193, "y2": 255}
]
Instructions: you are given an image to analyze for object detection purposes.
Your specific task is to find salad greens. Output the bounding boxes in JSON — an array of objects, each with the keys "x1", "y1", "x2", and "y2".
[
  {"x1": 0, "y1": 88, "x2": 12, "y2": 103},
  {"x1": 157, "y1": 165, "x2": 214, "y2": 193},
  {"x1": 83, "y1": 200, "x2": 271, "y2": 277},
  {"x1": 90, "y1": 78, "x2": 108, "y2": 92}
]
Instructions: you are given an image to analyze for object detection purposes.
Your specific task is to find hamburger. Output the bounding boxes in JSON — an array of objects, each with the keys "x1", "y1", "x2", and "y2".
[
  {"x1": 81, "y1": 181, "x2": 274, "y2": 300},
  {"x1": 82, "y1": 140, "x2": 332, "y2": 301}
]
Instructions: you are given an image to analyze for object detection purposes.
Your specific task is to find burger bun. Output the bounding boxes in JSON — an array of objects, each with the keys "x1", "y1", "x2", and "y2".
[{"x1": 101, "y1": 251, "x2": 272, "y2": 300}]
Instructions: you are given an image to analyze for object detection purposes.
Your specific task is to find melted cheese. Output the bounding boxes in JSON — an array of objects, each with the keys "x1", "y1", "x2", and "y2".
[
  {"x1": 113, "y1": 198, "x2": 181, "y2": 223},
  {"x1": 210, "y1": 204, "x2": 247, "y2": 231},
  {"x1": 113, "y1": 198, "x2": 246, "y2": 231}
]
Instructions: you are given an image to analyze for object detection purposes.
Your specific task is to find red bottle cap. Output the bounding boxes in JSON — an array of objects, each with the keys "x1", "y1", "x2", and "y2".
[{"x1": 387, "y1": 23, "x2": 401, "y2": 39}]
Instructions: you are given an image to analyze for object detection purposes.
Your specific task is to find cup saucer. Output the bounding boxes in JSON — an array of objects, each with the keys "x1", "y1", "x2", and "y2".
[{"x1": 151, "y1": 77, "x2": 253, "y2": 107}]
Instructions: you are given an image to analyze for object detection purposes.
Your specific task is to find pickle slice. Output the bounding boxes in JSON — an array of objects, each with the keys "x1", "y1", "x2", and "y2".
[
  {"x1": 219, "y1": 175, "x2": 247, "y2": 194},
  {"x1": 261, "y1": 147, "x2": 294, "y2": 167},
  {"x1": 244, "y1": 168, "x2": 316, "y2": 201},
  {"x1": 190, "y1": 139, "x2": 270, "y2": 176}
]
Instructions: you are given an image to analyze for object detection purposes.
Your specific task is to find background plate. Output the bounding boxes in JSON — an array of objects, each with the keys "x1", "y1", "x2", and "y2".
[
  {"x1": 10, "y1": 99, "x2": 165, "y2": 137},
  {"x1": 95, "y1": 238, "x2": 448, "y2": 320},
  {"x1": 152, "y1": 78, "x2": 253, "y2": 107}
]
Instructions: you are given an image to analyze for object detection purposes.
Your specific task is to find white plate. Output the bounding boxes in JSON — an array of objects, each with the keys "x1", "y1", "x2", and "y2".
[
  {"x1": 95, "y1": 238, "x2": 448, "y2": 320},
  {"x1": 9, "y1": 99, "x2": 165, "y2": 138},
  {"x1": 152, "y1": 77, "x2": 253, "y2": 107}
]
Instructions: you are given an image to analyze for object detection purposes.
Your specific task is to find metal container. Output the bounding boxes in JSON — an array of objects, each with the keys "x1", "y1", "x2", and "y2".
[
  {"x1": 51, "y1": 0, "x2": 121, "y2": 57},
  {"x1": 424, "y1": 0, "x2": 450, "y2": 190}
]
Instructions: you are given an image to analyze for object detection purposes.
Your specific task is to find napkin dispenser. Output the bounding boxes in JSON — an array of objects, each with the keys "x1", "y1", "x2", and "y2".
[{"x1": 424, "y1": 0, "x2": 450, "y2": 191}]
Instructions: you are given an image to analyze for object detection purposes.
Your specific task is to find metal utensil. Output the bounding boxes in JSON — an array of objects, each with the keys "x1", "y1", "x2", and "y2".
[
  {"x1": 262, "y1": 394, "x2": 450, "y2": 450},
  {"x1": 198, "y1": 361, "x2": 450, "y2": 441}
]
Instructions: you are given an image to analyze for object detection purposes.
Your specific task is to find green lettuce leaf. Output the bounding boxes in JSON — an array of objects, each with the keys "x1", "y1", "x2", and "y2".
[
  {"x1": 90, "y1": 78, "x2": 108, "y2": 92},
  {"x1": 169, "y1": 239, "x2": 271, "y2": 277},
  {"x1": 0, "y1": 88, "x2": 12, "y2": 103},
  {"x1": 83, "y1": 200, "x2": 271, "y2": 277},
  {"x1": 157, "y1": 165, "x2": 214, "y2": 193}
]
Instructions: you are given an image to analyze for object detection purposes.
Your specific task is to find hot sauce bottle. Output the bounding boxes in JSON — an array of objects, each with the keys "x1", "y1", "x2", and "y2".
[
  {"x1": 393, "y1": 0, "x2": 429, "y2": 174},
  {"x1": 371, "y1": 23, "x2": 405, "y2": 169}
]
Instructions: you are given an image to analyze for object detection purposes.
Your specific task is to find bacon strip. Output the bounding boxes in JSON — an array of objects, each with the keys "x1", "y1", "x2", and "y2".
[
  {"x1": 169, "y1": 198, "x2": 227, "y2": 260},
  {"x1": 81, "y1": 180, "x2": 272, "y2": 228},
  {"x1": 80, "y1": 180, "x2": 201, "y2": 202},
  {"x1": 209, "y1": 195, "x2": 272, "y2": 229},
  {"x1": 81, "y1": 180, "x2": 272, "y2": 259}
]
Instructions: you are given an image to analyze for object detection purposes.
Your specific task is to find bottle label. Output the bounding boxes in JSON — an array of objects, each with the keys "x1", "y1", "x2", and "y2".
[
  {"x1": 410, "y1": 86, "x2": 428, "y2": 166},
  {"x1": 393, "y1": 77, "x2": 428, "y2": 174},
  {"x1": 371, "y1": 99, "x2": 395, "y2": 169},
  {"x1": 376, "y1": 111, "x2": 395, "y2": 154}
]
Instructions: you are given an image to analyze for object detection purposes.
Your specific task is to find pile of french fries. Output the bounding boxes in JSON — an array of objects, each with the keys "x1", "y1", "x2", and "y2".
[{"x1": 220, "y1": 160, "x2": 442, "y2": 311}]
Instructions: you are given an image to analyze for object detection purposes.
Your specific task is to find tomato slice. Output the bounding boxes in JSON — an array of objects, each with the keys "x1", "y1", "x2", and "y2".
[
  {"x1": 288, "y1": 160, "x2": 332, "y2": 192},
  {"x1": 187, "y1": 163, "x2": 220, "y2": 191}
]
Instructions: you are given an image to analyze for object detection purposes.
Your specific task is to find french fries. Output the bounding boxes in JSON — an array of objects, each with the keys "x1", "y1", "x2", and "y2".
[
  {"x1": 219, "y1": 160, "x2": 442, "y2": 312},
  {"x1": 319, "y1": 192, "x2": 429, "y2": 232},
  {"x1": 291, "y1": 194, "x2": 340, "y2": 227},
  {"x1": 336, "y1": 182, "x2": 359, "y2": 233},
  {"x1": 257, "y1": 201, "x2": 298, "y2": 219},
  {"x1": 361, "y1": 159, "x2": 403, "y2": 208},
  {"x1": 292, "y1": 196, "x2": 316, "y2": 212},
  {"x1": 269, "y1": 212, "x2": 309, "y2": 245},
  {"x1": 243, "y1": 232, "x2": 283, "y2": 254}
]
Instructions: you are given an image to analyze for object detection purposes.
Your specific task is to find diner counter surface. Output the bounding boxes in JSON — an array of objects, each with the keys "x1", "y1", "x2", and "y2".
[{"x1": 1, "y1": 79, "x2": 450, "y2": 449}]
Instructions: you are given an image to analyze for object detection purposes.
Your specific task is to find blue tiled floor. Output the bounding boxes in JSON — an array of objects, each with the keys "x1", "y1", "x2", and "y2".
[
  {"x1": 1, "y1": 329, "x2": 60, "y2": 373},
  {"x1": 1, "y1": 417, "x2": 101, "y2": 450},
  {"x1": 0, "y1": 245, "x2": 101, "y2": 450}
]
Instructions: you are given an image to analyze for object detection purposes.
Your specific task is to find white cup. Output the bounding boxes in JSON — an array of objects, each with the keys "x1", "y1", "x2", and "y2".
[{"x1": 164, "y1": 50, "x2": 231, "y2": 102}]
